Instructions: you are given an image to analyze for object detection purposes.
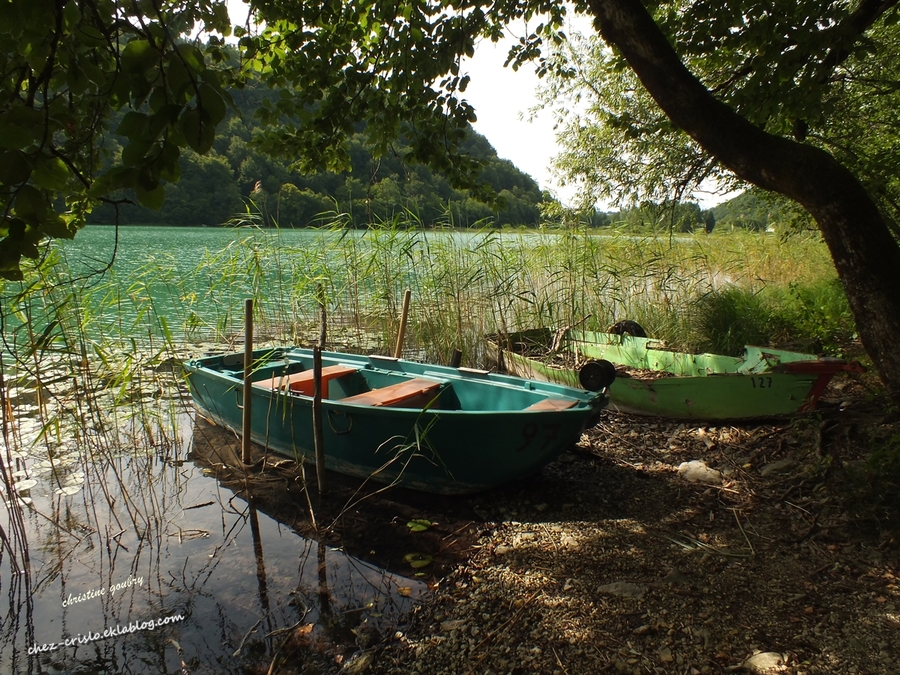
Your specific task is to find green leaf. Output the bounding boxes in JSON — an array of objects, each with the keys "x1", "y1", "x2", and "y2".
[
  {"x1": 137, "y1": 165, "x2": 160, "y2": 191},
  {"x1": 31, "y1": 157, "x2": 69, "y2": 191},
  {"x1": 122, "y1": 140, "x2": 153, "y2": 167},
  {"x1": 165, "y1": 55, "x2": 192, "y2": 99},
  {"x1": 180, "y1": 108, "x2": 215, "y2": 154},
  {"x1": 0, "y1": 123, "x2": 35, "y2": 150},
  {"x1": 176, "y1": 43, "x2": 206, "y2": 74},
  {"x1": 117, "y1": 112, "x2": 150, "y2": 140},
  {"x1": 40, "y1": 213, "x2": 75, "y2": 239},
  {"x1": 87, "y1": 167, "x2": 139, "y2": 197},
  {"x1": 150, "y1": 105, "x2": 183, "y2": 138},
  {"x1": 14, "y1": 185, "x2": 47, "y2": 222},
  {"x1": 0, "y1": 152, "x2": 32, "y2": 185},
  {"x1": 135, "y1": 183, "x2": 165, "y2": 210},
  {"x1": 122, "y1": 39, "x2": 157, "y2": 74},
  {"x1": 74, "y1": 24, "x2": 107, "y2": 48},
  {"x1": 403, "y1": 552, "x2": 433, "y2": 569},
  {"x1": 198, "y1": 83, "x2": 227, "y2": 126},
  {"x1": 406, "y1": 519, "x2": 433, "y2": 532}
]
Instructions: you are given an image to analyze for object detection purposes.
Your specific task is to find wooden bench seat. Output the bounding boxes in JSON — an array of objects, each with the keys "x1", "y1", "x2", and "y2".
[
  {"x1": 341, "y1": 377, "x2": 442, "y2": 408},
  {"x1": 526, "y1": 397, "x2": 578, "y2": 412},
  {"x1": 254, "y1": 365, "x2": 358, "y2": 396}
]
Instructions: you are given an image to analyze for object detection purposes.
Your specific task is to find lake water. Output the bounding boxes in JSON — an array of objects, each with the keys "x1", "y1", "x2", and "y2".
[
  {"x1": 1, "y1": 404, "x2": 428, "y2": 674},
  {"x1": 3, "y1": 224, "x2": 462, "y2": 674}
]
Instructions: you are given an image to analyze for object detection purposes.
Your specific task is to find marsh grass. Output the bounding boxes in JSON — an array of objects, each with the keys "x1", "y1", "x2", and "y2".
[
  {"x1": 0, "y1": 218, "x2": 865, "y2": 670},
  {"x1": 0, "y1": 220, "x2": 856, "y2": 537}
]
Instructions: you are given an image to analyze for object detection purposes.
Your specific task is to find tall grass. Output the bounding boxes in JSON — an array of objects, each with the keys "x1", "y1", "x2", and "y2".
[
  {"x1": 0, "y1": 218, "x2": 862, "y2": 668},
  {"x1": 6, "y1": 218, "x2": 849, "y2": 364},
  {"x1": 0, "y1": 218, "x2": 855, "y2": 466}
]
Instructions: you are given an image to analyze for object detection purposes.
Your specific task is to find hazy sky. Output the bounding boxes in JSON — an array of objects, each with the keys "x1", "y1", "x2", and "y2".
[
  {"x1": 222, "y1": 5, "x2": 727, "y2": 208},
  {"x1": 462, "y1": 38, "x2": 572, "y2": 203}
]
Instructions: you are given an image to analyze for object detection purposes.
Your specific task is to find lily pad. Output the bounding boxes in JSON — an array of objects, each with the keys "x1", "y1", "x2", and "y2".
[
  {"x1": 56, "y1": 485, "x2": 82, "y2": 496},
  {"x1": 403, "y1": 552, "x2": 433, "y2": 569},
  {"x1": 406, "y1": 518, "x2": 433, "y2": 532},
  {"x1": 13, "y1": 478, "x2": 38, "y2": 492}
]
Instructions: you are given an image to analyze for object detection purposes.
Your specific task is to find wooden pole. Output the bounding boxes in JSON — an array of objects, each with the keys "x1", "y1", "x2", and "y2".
[
  {"x1": 313, "y1": 285, "x2": 327, "y2": 494},
  {"x1": 394, "y1": 288, "x2": 411, "y2": 359},
  {"x1": 312, "y1": 345, "x2": 326, "y2": 494},
  {"x1": 242, "y1": 298, "x2": 253, "y2": 465}
]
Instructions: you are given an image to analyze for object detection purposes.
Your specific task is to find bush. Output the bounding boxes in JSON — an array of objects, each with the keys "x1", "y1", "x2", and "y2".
[
  {"x1": 689, "y1": 287, "x2": 787, "y2": 355},
  {"x1": 687, "y1": 280, "x2": 856, "y2": 356}
]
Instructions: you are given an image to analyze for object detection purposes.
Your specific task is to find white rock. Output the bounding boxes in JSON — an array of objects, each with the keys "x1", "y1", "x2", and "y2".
[
  {"x1": 677, "y1": 460, "x2": 723, "y2": 484},
  {"x1": 743, "y1": 651, "x2": 784, "y2": 672}
]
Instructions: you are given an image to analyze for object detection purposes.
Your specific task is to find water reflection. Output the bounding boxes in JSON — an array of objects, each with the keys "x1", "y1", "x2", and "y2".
[{"x1": 1, "y1": 409, "x2": 427, "y2": 674}]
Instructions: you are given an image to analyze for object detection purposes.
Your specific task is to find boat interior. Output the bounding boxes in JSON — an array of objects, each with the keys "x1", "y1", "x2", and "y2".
[{"x1": 213, "y1": 352, "x2": 580, "y2": 412}]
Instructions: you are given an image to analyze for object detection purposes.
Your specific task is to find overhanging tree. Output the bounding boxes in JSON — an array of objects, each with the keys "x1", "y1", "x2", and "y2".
[
  {"x1": 580, "y1": 0, "x2": 900, "y2": 403},
  {"x1": 0, "y1": 0, "x2": 239, "y2": 279},
  {"x1": 241, "y1": 0, "x2": 900, "y2": 400},
  {"x1": 2, "y1": 0, "x2": 900, "y2": 401}
]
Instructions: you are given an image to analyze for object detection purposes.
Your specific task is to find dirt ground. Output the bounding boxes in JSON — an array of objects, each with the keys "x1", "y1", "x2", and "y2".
[{"x1": 193, "y1": 375, "x2": 900, "y2": 675}]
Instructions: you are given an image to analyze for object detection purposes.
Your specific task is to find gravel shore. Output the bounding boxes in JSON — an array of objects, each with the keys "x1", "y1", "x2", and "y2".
[{"x1": 366, "y1": 394, "x2": 900, "y2": 675}]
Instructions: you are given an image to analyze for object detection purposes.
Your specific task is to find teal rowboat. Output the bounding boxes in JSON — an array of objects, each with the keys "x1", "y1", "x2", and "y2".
[
  {"x1": 184, "y1": 347, "x2": 610, "y2": 495},
  {"x1": 486, "y1": 329, "x2": 865, "y2": 420}
]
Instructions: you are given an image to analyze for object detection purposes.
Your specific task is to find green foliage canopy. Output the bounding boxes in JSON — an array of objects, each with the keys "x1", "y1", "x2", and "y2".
[
  {"x1": 1, "y1": 0, "x2": 565, "y2": 278},
  {"x1": 0, "y1": 0, "x2": 236, "y2": 279},
  {"x1": 543, "y1": 0, "x2": 900, "y2": 228}
]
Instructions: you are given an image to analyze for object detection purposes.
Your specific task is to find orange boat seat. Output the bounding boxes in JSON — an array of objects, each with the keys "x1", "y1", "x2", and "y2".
[
  {"x1": 341, "y1": 377, "x2": 442, "y2": 408},
  {"x1": 254, "y1": 365, "x2": 358, "y2": 396},
  {"x1": 525, "y1": 397, "x2": 578, "y2": 412}
]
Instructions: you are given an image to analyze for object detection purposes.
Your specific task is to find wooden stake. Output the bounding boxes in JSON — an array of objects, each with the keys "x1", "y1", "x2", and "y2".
[
  {"x1": 313, "y1": 287, "x2": 327, "y2": 494},
  {"x1": 450, "y1": 349, "x2": 463, "y2": 368},
  {"x1": 312, "y1": 345, "x2": 326, "y2": 494},
  {"x1": 394, "y1": 288, "x2": 411, "y2": 359},
  {"x1": 242, "y1": 298, "x2": 253, "y2": 465}
]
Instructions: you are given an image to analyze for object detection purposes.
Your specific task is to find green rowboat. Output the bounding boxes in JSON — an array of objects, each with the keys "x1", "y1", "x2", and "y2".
[
  {"x1": 486, "y1": 328, "x2": 865, "y2": 420},
  {"x1": 184, "y1": 347, "x2": 610, "y2": 495}
]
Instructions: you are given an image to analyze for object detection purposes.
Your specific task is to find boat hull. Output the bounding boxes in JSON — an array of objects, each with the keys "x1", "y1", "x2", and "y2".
[
  {"x1": 184, "y1": 348, "x2": 608, "y2": 495},
  {"x1": 487, "y1": 329, "x2": 864, "y2": 420}
]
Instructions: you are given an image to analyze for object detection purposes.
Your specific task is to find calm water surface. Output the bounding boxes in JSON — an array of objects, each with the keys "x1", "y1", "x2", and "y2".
[
  {"x1": 1, "y1": 224, "x2": 568, "y2": 674},
  {"x1": 1, "y1": 405, "x2": 426, "y2": 675}
]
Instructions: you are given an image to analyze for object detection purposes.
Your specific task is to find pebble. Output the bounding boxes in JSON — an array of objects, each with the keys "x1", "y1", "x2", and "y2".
[
  {"x1": 677, "y1": 460, "x2": 723, "y2": 484},
  {"x1": 743, "y1": 652, "x2": 784, "y2": 672}
]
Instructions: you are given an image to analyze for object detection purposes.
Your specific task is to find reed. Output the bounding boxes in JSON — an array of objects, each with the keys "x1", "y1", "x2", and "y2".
[
  {"x1": 0, "y1": 220, "x2": 854, "y2": 479},
  {"x1": 0, "y1": 218, "x2": 863, "y2": 670}
]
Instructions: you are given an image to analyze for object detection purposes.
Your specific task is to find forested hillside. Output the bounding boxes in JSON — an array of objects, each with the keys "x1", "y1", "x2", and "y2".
[
  {"x1": 709, "y1": 189, "x2": 800, "y2": 232},
  {"x1": 88, "y1": 81, "x2": 546, "y2": 228}
]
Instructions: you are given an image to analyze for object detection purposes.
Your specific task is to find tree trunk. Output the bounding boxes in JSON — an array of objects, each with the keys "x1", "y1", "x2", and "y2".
[{"x1": 588, "y1": 0, "x2": 900, "y2": 403}]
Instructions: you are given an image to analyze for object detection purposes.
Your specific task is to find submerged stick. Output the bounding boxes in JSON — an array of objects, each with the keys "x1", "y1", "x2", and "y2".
[
  {"x1": 394, "y1": 288, "x2": 411, "y2": 359},
  {"x1": 242, "y1": 298, "x2": 253, "y2": 465}
]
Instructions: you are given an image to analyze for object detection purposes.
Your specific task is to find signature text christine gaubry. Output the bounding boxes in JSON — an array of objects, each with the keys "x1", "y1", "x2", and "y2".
[{"x1": 62, "y1": 574, "x2": 144, "y2": 608}]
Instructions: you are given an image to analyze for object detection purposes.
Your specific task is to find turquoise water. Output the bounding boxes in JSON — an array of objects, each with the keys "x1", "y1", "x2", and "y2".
[
  {"x1": 55, "y1": 225, "x2": 338, "y2": 341},
  {"x1": 50, "y1": 225, "x2": 497, "y2": 345}
]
